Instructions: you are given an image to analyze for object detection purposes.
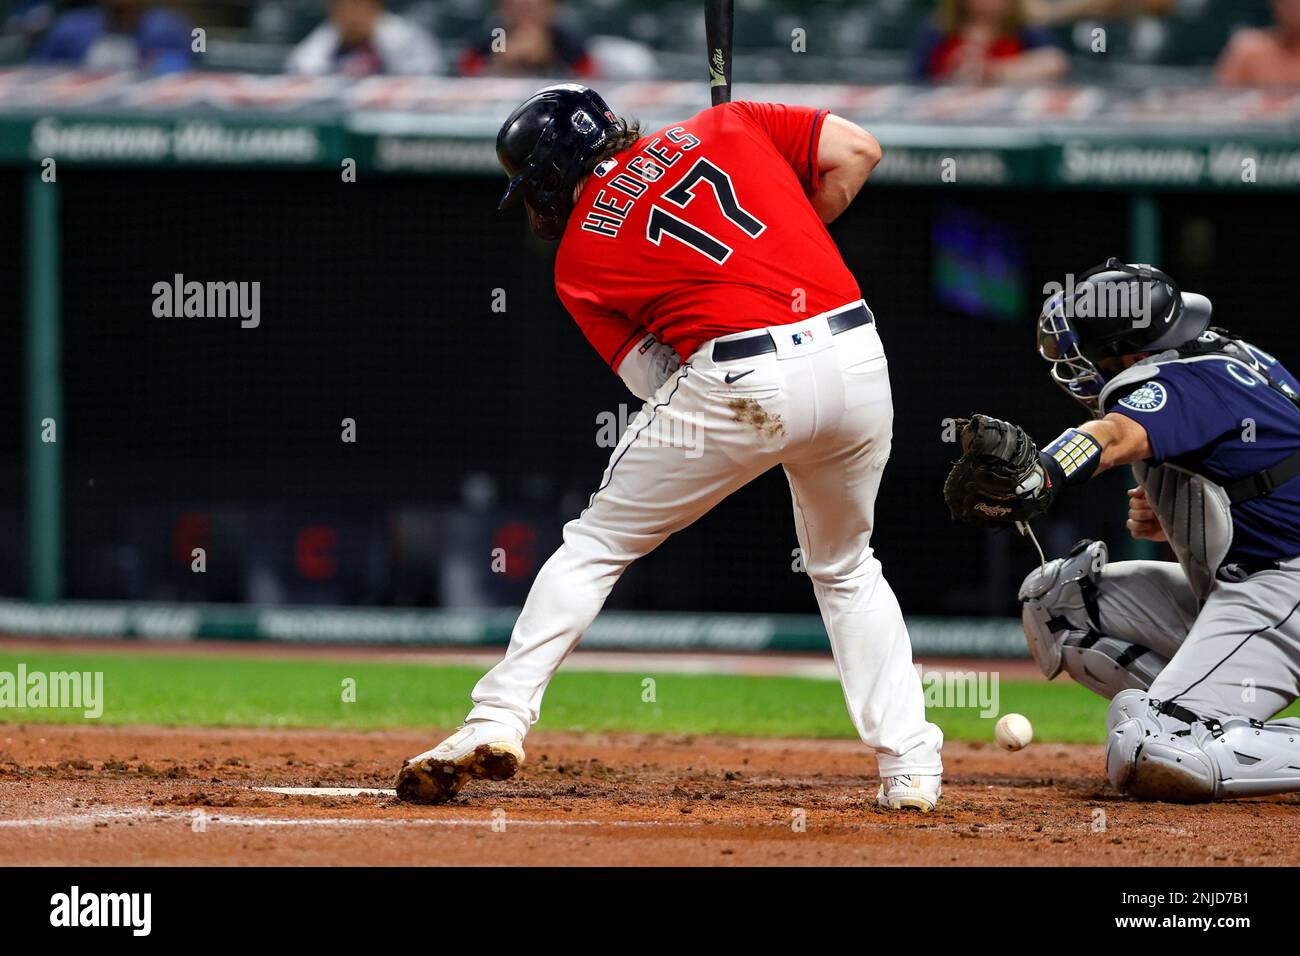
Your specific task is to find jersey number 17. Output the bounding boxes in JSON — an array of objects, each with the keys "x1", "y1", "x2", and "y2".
[{"x1": 645, "y1": 158, "x2": 767, "y2": 264}]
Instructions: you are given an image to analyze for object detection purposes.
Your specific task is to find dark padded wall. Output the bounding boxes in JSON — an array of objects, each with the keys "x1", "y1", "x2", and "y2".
[{"x1": 8, "y1": 169, "x2": 1295, "y2": 613}]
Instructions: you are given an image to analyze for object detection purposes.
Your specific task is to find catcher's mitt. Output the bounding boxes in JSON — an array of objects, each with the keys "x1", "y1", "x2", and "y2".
[{"x1": 943, "y1": 415, "x2": 1054, "y2": 528}]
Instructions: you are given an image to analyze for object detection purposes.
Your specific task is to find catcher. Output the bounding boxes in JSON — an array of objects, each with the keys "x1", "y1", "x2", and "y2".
[{"x1": 944, "y1": 258, "x2": 1300, "y2": 801}]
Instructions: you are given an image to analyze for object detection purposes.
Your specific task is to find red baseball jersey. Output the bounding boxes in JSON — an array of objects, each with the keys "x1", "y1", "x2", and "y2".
[{"x1": 554, "y1": 101, "x2": 864, "y2": 370}]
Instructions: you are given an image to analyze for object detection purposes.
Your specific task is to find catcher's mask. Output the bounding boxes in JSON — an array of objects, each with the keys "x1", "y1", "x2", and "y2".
[
  {"x1": 496, "y1": 83, "x2": 620, "y2": 241},
  {"x1": 1037, "y1": 258, "x2": 1213, "y2": 413}
]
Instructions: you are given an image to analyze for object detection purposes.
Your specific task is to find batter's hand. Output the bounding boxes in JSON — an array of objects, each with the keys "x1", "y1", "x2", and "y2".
[{"x1": 1126, "y1": 485, "x2": 1167, "y2": 542}]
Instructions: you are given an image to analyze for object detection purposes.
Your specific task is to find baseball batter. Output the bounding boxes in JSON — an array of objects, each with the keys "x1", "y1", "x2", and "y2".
[
  {"x1": 944, "y1": 259, "x2": 1300, "y2": 801},
  {"x1": 395, "y1": 83, "x2": 944, "y2": 810}
]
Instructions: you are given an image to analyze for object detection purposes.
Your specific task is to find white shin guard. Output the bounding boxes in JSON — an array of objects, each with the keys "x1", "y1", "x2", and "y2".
[
  {"x1": 1019, "y1": 540, "x2": 1110, "y2": 679},
  {"x1": 1106, "y1": 689, "x2": 1300, "y2": 801},
  {"x1": 1021, "y1": 540, "x2": 1170, "y2": 698},
  {"x1": 1063, "y1": 636, "x2": 1168, "y2": 699},
  {"x1": 1106, "y1": 690, "x2": 1215, "y2": 801},
  {"x1": 1206, "y1": 717, "x2": 1300, "y2": 798}
]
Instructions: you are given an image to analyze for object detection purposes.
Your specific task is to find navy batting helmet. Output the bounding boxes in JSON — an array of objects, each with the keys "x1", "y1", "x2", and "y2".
[
  {"x1": 496, "y1": 83, "x2": 621, "y2": 240},
  {"x1": 1038, "y1": 258, "x2": 1213, "y2": 410}
]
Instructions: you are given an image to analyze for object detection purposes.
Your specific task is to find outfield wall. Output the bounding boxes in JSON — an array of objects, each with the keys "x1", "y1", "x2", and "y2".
[{"x1": 0, "y1": 601, "x2": 1029, "y2": 657}]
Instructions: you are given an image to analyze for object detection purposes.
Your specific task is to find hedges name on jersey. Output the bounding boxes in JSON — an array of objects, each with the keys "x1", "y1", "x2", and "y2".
[{"x1": 557, "y1": 101, "x2": 861, "y2": 368}]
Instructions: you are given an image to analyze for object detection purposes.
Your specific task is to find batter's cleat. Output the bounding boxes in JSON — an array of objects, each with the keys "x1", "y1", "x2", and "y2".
[
  {"x1": 876, "y1": 774, "x2": 942, "y2": 812},
  {"x1": 395, "y1": 721, "x2": 525, "y2": 805}
]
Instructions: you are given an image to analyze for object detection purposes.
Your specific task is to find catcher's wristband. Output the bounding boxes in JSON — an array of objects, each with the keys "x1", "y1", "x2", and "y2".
[{"x1": 1039, "y1": 427, "x2": 1102, "y2": 492}]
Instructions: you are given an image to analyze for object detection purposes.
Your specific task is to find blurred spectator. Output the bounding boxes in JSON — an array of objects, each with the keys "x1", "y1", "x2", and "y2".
[
  {"x1": 912, "y1": 0, "x2": 1069, "y2": 84},
  {"x1": 460, "y1": 0, "x2": 592, "y2": 78},
  {"x1": 287, "y1": 0, "x2": 441, "y2": 76},
  {"x1": 587, "y1": 35, "x2": 657, "y2": 80},
  {"x1": 1215, "y1": 0, "x2": 1300, "y2": 87},
  {"x1": 6, "y1": 0, "x2": 58, "y2": 51},
  {"x1": 29, "y1": 0, "x2": 192, "y2": 73},
  {"x1": 1025, "y1": 0, "x2": 1174, "y2": 26}
]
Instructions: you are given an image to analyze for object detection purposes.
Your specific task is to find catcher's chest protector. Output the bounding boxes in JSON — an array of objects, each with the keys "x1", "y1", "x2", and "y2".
[{"x1": 1100, "y1": 358, "x2": 1234, "y2": 601}]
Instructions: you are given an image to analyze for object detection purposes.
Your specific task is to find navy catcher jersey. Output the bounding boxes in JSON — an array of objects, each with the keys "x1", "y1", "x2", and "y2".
[{"x1": 1105, "y1": 342, "x2": 1300, "y2": 564}]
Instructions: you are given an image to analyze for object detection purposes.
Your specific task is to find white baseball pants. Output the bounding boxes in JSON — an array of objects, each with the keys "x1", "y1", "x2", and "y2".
[{"x1": 467, "y1": 302, "x2": 944, "y2": 777}]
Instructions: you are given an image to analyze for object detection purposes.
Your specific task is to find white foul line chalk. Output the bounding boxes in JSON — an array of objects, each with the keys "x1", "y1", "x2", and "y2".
[{"x1": 259, "y1": 787, "x2": 395, "y2": 797}]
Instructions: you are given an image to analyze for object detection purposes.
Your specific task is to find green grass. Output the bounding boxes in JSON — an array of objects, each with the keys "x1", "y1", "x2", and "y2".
[
  {"x1": 10, "y1": 648, "x2": 1294, "y2": 744},
  {"x1": 0, "y1": 648, "x2": 1123, "y2": 743}
]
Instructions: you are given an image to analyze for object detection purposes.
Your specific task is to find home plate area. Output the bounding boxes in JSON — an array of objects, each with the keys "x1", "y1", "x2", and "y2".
[{"x1": 1, "y1": 724, "x2": 1296, "y2": 866}]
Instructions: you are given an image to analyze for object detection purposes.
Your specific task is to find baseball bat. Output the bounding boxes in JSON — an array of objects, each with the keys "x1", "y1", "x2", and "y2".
[{"x1": 705, "y1": 0, "x2": 734, "y2": 106}]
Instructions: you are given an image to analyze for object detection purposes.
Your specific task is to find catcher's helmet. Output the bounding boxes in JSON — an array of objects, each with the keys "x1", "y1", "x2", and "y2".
[
  {"x1": 496, "y1": 83, "x2": 621, "y2": 240},
  {"x1": 1037, "y1": 258, "x2": 1213, "y2": 411}
]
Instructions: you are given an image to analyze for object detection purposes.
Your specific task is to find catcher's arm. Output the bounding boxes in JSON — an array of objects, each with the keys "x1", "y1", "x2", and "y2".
[
  {"x1": 943, "y1": 412, "x2": 1152, "y2": 528},
  {"x1": 1074, "y1": 413, "x2": 1152, "y2": 473}
]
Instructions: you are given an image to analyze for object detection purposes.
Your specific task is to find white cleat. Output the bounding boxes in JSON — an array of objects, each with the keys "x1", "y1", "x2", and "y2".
[
  {"x1": 876, "y1": 774, "x2": 942, "y2": 812},
  {"x1": 395, "y1": 721, "x2": 525, "y2": 805}
]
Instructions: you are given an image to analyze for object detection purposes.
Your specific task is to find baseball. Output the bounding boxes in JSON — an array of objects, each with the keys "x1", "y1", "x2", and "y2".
[{"x1": 995, "y1": 713, "x2": 1034, "y2": 751}]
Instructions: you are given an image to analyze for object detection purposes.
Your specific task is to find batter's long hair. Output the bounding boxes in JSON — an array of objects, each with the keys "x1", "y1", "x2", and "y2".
[
  {"x1": 937, "y1": 0, "x2": 1029, "y2": 36},
  {"x1": 588, "y1": 118, "x2": 642, "y2": 168}
]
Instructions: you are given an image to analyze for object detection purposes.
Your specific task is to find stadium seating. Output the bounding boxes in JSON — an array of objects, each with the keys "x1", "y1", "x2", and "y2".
[{"x1": 0, "y1": 0, "x2": 1278, "y2": 83}]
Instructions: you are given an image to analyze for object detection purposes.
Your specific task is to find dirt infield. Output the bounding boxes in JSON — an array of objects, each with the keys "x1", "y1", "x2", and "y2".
[{"x1": 1, "y1": 724, "x2": 1296, "y2": 866}]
